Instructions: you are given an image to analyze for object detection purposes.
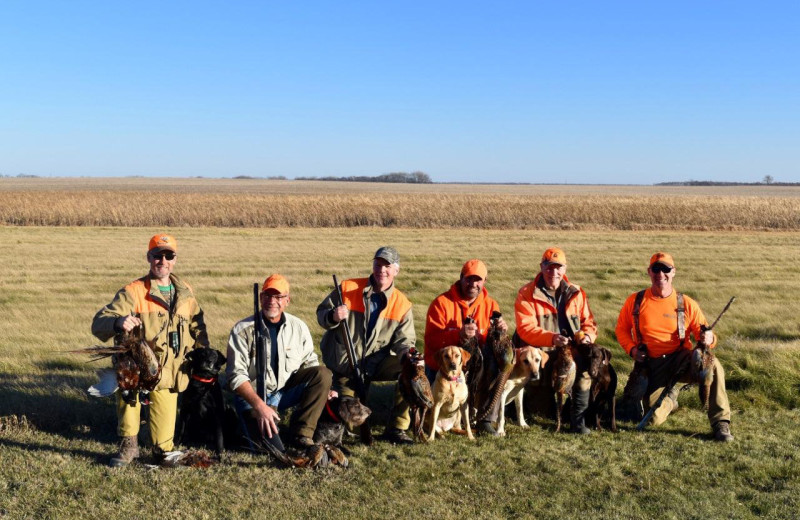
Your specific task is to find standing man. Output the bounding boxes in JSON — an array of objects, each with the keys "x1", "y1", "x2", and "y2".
[
  {"x1": 424, "y1": 259, "x2": 508, "y2": 435},
  {"x1": 514, "y1": 247, "x2": 598, "y2": 434},
  {"x1": 92, "y1": 233, "x2": 209, "y2": 467},
  {"x1": 615, "y1": 252, "x2": 733, "y2": 441},
  {"x1": 227, "y1": 274, "x2": 332, "y2": 453},
  {"x1": 317, "y1": 246, "x2": 416, "y2": 445}
]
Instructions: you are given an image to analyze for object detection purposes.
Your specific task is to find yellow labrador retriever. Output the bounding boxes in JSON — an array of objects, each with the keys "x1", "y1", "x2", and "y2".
[
  {"x1": 496, "y1": 346, "x2": 548, "y2": 436},
  {"x1": 427, "y1": 346, "x2": 473, "y2": 441}
]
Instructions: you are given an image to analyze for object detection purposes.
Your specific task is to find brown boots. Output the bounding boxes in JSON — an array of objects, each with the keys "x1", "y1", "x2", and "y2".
[{"x1": 109, "y1": 435, "x2": 139, "y2": 467}]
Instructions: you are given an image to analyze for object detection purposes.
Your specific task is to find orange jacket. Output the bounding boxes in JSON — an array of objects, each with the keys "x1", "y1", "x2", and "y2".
[
  {"x1": 514, "y1": 274, "x2": 597, "y2": 347},
  {"x1": 615, "y1": 288, "x2": 716, "y2": 358},
  {"x1": 424, "y1": 283, "x2": 500, "y2": 370}
]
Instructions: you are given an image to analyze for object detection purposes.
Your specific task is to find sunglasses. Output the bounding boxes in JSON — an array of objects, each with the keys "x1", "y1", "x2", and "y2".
[
  {"x1": 651, "y1": 264, "x2": 673, "y2": 274},
  {"x1": 149, "y1": 252, "x2": 176, "y2": 261}
]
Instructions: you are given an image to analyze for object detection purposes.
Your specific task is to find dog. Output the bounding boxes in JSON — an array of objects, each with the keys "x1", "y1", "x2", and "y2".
[
  {"x1": 426, "y1": 346, "x2": 473, "y2": 441},
  {"x1": 551, "y1": 343, "x2": 576, "y2": 433},
  {"x1": 496, "y1": 346, "x2": 549, "y2": 436},
  {"x1": 586, "y1": 345, "x2": 617, "y2": 432},
  {"x1": 313, "y1": 395, "x2": 372, "y2": 455},
  {"x1": 175, "y1": 348, "x2": 228, "y2": 454}
]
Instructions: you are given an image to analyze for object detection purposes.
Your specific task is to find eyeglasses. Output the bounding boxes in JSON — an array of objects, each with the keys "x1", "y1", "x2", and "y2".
[
  {"x1": 651, "y1": 264, "x2": 673, "y2": 274},
  {"x1": 263, "y1": 294, "x2": 288, "y2": 301},
  {"x1": 149, "y1": 252, "x2": 176, "y2": 261}
]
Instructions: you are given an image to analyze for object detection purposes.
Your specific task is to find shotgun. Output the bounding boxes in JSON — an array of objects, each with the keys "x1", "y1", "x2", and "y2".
[
  {"x1": 254, "y1": 282, "x2": 267, "y2": 403},
  {"x1": 332, "y1": 275, "x2": 372, "y2": 444}
]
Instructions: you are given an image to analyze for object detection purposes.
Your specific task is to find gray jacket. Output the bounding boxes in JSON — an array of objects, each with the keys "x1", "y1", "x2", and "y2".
[{"x1": 226, "y1": 311, "x2": 318, "y2": 395}]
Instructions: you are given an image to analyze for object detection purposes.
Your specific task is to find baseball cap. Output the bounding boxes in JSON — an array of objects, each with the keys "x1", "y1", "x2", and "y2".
[
  {"x1": 374, "y1": 246, "x2": 400, "y2": 265},
  {"x1": 649, "y1": 252, "x2": 675, "y2": 269},
  {"x1": 261, "y1": 274, "x2": 290, "y2": 295},
  {"x1": 541, "y1": 247, "x2": 566, "y2": 266},
  {"x1": 461, "y1": 259, "x2": 488, "y2": 280},
  {"x1": 148, "y1": 233, "x2": 177, "y2": 253}
]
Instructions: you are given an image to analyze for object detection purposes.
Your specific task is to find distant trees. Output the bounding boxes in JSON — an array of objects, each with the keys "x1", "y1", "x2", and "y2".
[{"x1": 296, "y1": 171, "x2": 433, "y2": 183}]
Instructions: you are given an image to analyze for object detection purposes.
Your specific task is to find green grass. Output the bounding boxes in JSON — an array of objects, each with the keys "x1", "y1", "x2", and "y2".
[{"x1": 1, "y1": 226, "x2": 799, "y2": 519}]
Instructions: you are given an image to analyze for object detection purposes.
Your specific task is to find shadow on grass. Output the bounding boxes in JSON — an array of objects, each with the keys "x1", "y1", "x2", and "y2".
[
  {"x1": 0, "y1": 370, "x2": 117, "y2": 442},
  {"x1": 736, "y1": 328, "x2": 800, "y2": 342},
  {"x1": 0, "y1": 437, "x2": 109, "y2": 464}
]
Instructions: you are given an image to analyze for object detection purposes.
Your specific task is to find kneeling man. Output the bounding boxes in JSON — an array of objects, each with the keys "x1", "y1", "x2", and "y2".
[{"x1": 227, "y1": 274, "x2": 332, "y2": 453}]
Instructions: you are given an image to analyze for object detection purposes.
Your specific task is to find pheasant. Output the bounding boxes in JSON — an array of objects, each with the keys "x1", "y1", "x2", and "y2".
[
  {"x1": 399, "y1": 348, "x2": 433, "y2": 441},
  {"x1": 474, "y1": 312, "x2": 515, "y2": 423},
  {"x1": 551, "y1": 339, "x2": 577, "y2": 433},
  {"x1": 70, "y1": 324, "x2": 162, "y2": 405},
  {"x1": 692, "y1": 329, "x2": 715, "y2": 410}
]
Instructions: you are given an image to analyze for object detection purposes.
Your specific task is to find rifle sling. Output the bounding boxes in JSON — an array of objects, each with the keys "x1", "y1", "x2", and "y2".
[{"x1": 632, "y1": 289, "x2": 686, "y2": 350}]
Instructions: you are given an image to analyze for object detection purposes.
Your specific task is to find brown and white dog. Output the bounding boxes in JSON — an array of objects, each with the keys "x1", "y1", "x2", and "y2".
[
  {"x1": 426, "y1": 345, "x2": 473, "y2": 441},
  {"x1": 496, "y1": 346, "x2": 549, "y2": 436}
]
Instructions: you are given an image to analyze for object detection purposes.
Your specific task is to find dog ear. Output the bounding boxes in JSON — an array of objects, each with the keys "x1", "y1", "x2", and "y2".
[
  {"x1": 435, "y1": 348, "x2": 446, "y2": 367},
  {"x1": 539, "y1": 348, "x2": 549, "y2": 367},
  {"x1": 459, "y1": 347, "x2": 471, "y2": 364},
  {"x1": 215, "y1": 351, "x2": 227, "y2": 368},
  {"x1": 602, "y1": 348, "x2": 611, "y2": 365},
  {"x1": 185, "y1": 349, "x2": 198, "y2": 362}
]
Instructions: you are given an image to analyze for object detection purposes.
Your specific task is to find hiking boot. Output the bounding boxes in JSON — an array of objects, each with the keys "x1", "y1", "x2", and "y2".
[
  {"x1": 476, "y1": 420, "x2": 500, "y2": 437},
  {"x1": 570, "y1": 387, "x2": 591, "y2": 435},
  {"x1": 713, "y1": 421, "x2": 734, "y2": 442},
  {"x1": 382, "y1": 427, "x2": 414, "y2": 445},
  {"x1": 289, "y1": 435, "x2": 315, "y2": 450},
  {"x1": 109, "y1": 435, "x2": 139, "y2": 467}
]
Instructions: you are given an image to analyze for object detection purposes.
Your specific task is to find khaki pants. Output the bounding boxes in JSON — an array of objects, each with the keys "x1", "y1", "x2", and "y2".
[
  {"x1": 645, "y1": 349, "x2": 732, "y2": 427},
  {"x1": 333, "y1": 354, "x2": 410, "y2": 430},
  {"x1": 117, "y1": 389, "x2": 177, "y2": 451}
]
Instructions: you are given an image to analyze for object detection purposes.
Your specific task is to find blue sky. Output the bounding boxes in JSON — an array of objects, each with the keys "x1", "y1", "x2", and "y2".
[{"x1": 1, "y1": 1, "x2": 798, "y2": 183}]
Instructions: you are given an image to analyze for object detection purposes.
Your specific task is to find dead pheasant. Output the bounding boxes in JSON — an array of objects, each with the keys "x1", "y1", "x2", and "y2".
[
  {"x1": 551, "y1": 337, "x2": 577, "y2": 433},
  {"x1": 70, "y1": 324, "x2": 162, "y2": 405},
  {"x1": 474, "y1": 312, "x2": 515, "y2": 423},
  {"x1": 691, "y1": 297, "x2": 735, "y2": 411},
  {"x1": 692, "y1": 331, "x2": 715, "y2": 410},
  {"x1": 399, "y1": 348, "x2": 433, "y2": 442},
  {"x1": 460, "y1": 317, "x2": 483, "y2": 421}
]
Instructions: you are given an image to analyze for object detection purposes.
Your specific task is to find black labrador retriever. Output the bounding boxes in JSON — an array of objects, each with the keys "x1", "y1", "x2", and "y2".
[{"x1": 176, "y1": 348, "x2": 228, "y2": 454}]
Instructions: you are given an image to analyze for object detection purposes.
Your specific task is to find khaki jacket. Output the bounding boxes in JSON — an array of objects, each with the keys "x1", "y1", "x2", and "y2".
[
  {"x1": 226, "y1": 311, "x2": 318, "y2": 395},
  {"x1": 514, "y1": 274, "x2": 597, "y2": 347},
  {"x1": 317, "y1": 277, "x2": 415, "y2": 377},
  {"x1": 92, "y1": 273, "x2": 209, "y2": 392}
]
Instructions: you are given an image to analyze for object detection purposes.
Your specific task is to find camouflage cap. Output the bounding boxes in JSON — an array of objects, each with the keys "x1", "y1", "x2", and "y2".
[{"x1": 374, "y1": 246, "x2": 400, "y2": 264}]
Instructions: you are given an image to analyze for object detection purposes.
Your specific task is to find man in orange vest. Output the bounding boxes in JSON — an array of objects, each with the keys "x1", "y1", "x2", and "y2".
[
  {"x1": 616, "y1": 252, "x2": 733, "y2": 441},
  {"x1": 92, "y1": 234, "x2": 209, "y2": 466},
  {"x1": 424, "y1": 259, "x2": 508, "y2": 435},
  {"x1": 514, "y1": 247, "x2": 598, "y2": 434},
  {"x1": 317, "y1": 246, "x2": 416, "y2": 445}
]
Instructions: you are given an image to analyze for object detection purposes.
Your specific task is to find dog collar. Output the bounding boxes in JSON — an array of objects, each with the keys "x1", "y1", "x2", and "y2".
[
  {"x1": 447, "y1": 375, "x2": 463, "y2": 383},
  {"x1": 324, "y1": 400, "x2": 341, "y2": 423},
  {"x1": 191, "y1": 374, "x2": 217, "y2": 384}
]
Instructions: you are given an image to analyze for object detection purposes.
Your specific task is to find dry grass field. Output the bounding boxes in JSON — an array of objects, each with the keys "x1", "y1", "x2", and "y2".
[
  {"x1": 2, "y1": 178, "x2": 800, "y2": 230},
  {"x1": 1, "y1": 223, "x2": 800, "y2": 519}
]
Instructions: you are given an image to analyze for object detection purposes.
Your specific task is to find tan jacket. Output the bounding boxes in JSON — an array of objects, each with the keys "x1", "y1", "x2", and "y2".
[
  {"x1": 514, "y1": 274, "x2": 597, "y2": 347},
  {"x1": 92, "y1": 273, "x2": 209, "y2": 392},
  {"x1": 317, "y1": 277, "x2": 415, "y2": 377},
  {"x1": 226, "y1": 311, "x2": 319, "y2": 395}
]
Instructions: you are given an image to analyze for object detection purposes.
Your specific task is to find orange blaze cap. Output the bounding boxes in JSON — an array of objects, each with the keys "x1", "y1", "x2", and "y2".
[
  {"x1": 262, "y1": 274, "x2": 290, "y2": 295},
  {"x1": 148, "y1": 233, "x2": 177, "y2": 253},
  {"x1": 649, "y1": 252, "x2": 675, "y2": 269},
  {"x1": 461, "y1": 259, "x2": 488, "y2": 280},
  {"x1": 541, "y1": 247, "x2": 566, "y2": 266}
]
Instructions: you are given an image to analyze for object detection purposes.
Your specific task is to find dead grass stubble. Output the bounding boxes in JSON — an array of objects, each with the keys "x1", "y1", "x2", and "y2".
[{"x1": 2, "y1": 191, "x2": 800, "y2": 230}]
